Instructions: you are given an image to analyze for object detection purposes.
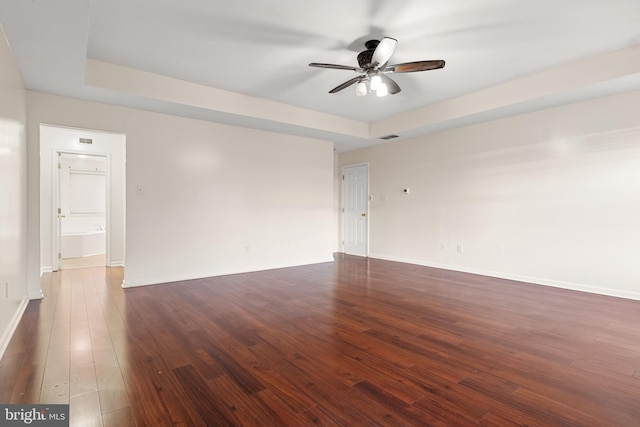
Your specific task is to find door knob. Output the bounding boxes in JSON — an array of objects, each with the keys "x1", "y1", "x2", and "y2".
[
  {"x1": 361, "y1": 213, "x2": 366, "y2": 217},
  {"x1": 58, "y1": 215, "x2": 66, "y2": 219}
]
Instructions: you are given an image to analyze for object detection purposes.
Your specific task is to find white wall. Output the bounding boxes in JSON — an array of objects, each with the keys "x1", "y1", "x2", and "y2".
[
  {"x1": 340, "y1": 90, "x2": 640, "y2": 300},
  {"x1": 0, "y1": 25, "x2": 29, "y2": 359},
  {"x1": 27, "y1": 92, "x2": 335, "y2": 288},
  {"x1": 39, "y1": 125, "x2": 125, "y2": 272}
]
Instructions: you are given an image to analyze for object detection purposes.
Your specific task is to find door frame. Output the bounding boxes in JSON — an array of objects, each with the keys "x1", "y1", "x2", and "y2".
[
  {"x1": 52, "y1": 150, "x2": 112, "y2": 271},
  {"x1": 341, "y1": 162, "x2": 369, "y2": 256}
]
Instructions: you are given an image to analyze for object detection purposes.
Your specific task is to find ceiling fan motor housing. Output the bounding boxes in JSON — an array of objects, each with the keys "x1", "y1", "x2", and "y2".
[{"x1": 357, "y1": 40, "x2": 380, "y2": 68}]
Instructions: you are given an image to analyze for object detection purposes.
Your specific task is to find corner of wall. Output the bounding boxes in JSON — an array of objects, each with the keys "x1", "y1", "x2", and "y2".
[{"x1": 0, "y1": 296, "x2": 29, "y2": 361}]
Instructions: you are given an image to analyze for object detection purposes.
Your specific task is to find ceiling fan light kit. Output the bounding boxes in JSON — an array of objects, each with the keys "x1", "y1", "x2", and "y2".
[
  {"x1": 370, "y1": 74, "x2": 382, "y2": 90},
  {"x1": 355, "y1": 80, "x2": 368, "y2": 96},
  {"x1": 351, "y1": 74, "x2": 388, "y2": 97},
  {"x1": 309, "y1": 37, "x2": 445, "y2": 97},
  {"x1": 376, "y1": 81, "x2": 388, "y2": 97}
]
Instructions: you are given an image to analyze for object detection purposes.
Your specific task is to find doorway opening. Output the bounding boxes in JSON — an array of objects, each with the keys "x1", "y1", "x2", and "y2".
[
  {"x1": 57, "y1": 152, "x2": 107, "y2": 270},
  {"x1": 40, "y1": 124, "x2": 126, "y2": 274}
]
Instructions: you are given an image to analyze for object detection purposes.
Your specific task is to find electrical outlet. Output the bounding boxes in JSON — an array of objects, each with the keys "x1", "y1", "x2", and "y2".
[
  {"x1": 457, "y1": 244, "x2": 464, "y2": 253},
  {"x1": 440, "y1": 243, "x2": 446, "y2": 251},
  {"x1": 136, "y1": 185, "x2": 145, "y2": 195}
]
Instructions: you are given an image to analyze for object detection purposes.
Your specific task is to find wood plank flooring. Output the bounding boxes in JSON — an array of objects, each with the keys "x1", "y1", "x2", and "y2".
[
  {"x1": 1, "y1": 254, "x2": 640, "y2": 426},
  {"x1": 60, "y1": 253, "x2": 106, "y2": 270}
]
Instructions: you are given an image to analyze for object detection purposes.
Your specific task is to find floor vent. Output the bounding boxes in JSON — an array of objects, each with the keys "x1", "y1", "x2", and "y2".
[{"x1": 380, "y1": 134, "x2": 399, "y2": 140}]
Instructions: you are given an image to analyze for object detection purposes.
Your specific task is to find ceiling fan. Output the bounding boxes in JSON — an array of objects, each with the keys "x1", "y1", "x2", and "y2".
[{"x1": 309, "y1": 37, "x2": 445, "y2": 97}]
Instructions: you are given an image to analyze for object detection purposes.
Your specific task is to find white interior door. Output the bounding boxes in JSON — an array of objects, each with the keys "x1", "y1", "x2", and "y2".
[
  {"x1": 342, "y1": 164, "x2": 368, "y2": 256},
  {"x1": 54, "y1": 152, "x2": 109, "y2": 270}
]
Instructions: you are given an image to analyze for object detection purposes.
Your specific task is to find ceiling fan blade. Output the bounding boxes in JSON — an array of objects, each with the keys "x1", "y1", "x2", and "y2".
[
  {"x1": 329, "y1": 76, "x2": 362, "y2": 94},
  {"x1": 309, "y1": 63, "x2": 362, "y2": 72},
  {"x1": 380, "y1": 74, "x2": 401, "y2": 95},
  {"x1": 383, "y1": 60, "x2": 445, "y2": 73},
  {"x1": 371, "y1": 37, "x2": 397, "y2": 68}
]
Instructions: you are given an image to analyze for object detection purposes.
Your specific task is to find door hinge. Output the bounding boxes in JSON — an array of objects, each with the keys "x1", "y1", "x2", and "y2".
[
  {"x1": 58, "y1": 162, "x2": 61, "y2": 169},
  {"x1": 342, "y1": 175, "x2": 345, "y2": 180},
  {"x1": 57, "y1": 208, "x2": 61, "y2": 214},
  {"x1": 58, "y1": 253, "x2": 61, "y2": 260}
]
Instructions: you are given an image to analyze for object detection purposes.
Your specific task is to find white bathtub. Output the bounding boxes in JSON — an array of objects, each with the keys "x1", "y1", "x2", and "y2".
[{"x1": 61, "y1": 230, "x2": 106, "y2": 258}]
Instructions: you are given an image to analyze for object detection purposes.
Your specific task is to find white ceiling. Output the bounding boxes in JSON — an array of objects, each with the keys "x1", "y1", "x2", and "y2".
[{"x1": 1, "y1": 0, "x2": 640, "y2": 152}]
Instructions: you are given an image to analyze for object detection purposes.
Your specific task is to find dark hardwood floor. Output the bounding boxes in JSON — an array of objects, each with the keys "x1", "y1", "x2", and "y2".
[{"x1": 1, "y1": 254, "x2": 640, "y2": 426}]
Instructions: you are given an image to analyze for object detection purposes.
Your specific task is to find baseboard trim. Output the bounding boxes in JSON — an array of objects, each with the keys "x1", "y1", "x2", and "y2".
[
  {"x1": 0, "y1": 296, "x2": 29, "y2": 362},
  {"x1": 109, "y1": 260, "x2": 125, "y2": 268},
  {"x1": 368, "y1": 253, "x2": 640, "y2": 301},
  {"x1": 40, "y1": 267, "x2": 53, "y2": 276},
  {"x1": 29, "y1": 289, "x2": 44, "y2": 300},
  {"x1": 121, "y1": 257, "x2": 335, "y2": 288}
]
